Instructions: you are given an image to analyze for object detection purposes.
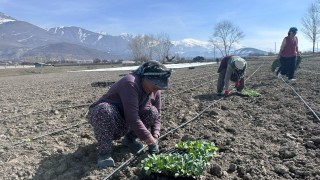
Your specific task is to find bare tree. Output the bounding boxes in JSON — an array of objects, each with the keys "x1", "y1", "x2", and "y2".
[
  {"x1": 301, "y1": 2, "x2": 320, "y2": 53},
  {"x1": 209, "y1": 20, "x2": 244, "y2": 56},
  {"x1": 128, "y1": 34, "x2": 156, "y2": 63},
  {"x1": 165, "y1": 55, "x2": 175, "y2": 62},
  {"x1": 153, "y1": 33, "x2": 173, "y2": 63},
  {"x1": 129, "y1": 33, "x2": 173, "y2": 63}
]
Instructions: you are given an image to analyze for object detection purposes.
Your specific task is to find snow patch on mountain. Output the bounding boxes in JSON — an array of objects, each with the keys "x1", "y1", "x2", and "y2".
[
  {"x1": 0, "y1": 12, "x2": 16, "y2": 24},
  {"x1": 78, "y1": 28, "x2": 88, "y2": 42},
  {"x1": 99, "y1": 31, "x2": 108, "y2": 35},
  {"x1": 17, "y1": 35, "x2": 35, "y2": 42}
]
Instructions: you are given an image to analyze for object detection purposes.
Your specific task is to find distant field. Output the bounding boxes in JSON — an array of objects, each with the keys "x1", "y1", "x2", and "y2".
[
  {"x1": 0, "y1": 55, "x2": 318, "y2": 77},
  {"x1": 0, "y1": 64, "x2": 120, "y2": 77},
  {"x1": 0, "y1": 65, "x2": 34, "y2": 69}
]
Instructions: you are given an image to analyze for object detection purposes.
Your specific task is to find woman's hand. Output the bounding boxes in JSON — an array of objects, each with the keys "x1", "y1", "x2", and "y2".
[
  {"x1": 145, "y1": 135, "x2": 159, "y2": 154},
  {"x1": 153, "y1": 134, "x2": 159, "y2": 139},
  {"x1": 145, "y1": 136, "x2": 157, "y2": 145}
]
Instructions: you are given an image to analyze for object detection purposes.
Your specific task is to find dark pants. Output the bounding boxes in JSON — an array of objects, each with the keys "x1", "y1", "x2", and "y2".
[
  {"x1": 87, "y1": 102, "x2": 158, "y2": 155},
  {"x1": 279, "y1": 56, "x2": 296, "y2": 80},
  {"x1": 217, "y1": 68, "x2": 245, "y2": 93}
]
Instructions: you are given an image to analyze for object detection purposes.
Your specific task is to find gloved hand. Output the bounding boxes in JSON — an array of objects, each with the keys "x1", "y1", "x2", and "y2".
[
  {"x1": 148, "y1": 143, "x2": 159, "y2": 154},
  {"x1": 223, "y1": 90, "x2": 229, "y2": 96},
  {"x1": 153, "y1": 133, "x2": 159, "y2": 139},
  {"x1": 235, "y1": 80, "x2": 240, "y2": 87}
]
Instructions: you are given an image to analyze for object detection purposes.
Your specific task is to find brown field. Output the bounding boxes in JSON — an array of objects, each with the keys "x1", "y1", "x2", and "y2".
[{"x1": 0, "y1": 56, "x2": 319, "y2": 180}]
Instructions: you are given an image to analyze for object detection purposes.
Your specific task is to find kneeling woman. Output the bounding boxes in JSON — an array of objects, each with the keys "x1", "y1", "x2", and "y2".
[{"x1": 87, "y1": 61, "x2": 172, "y2": 168}]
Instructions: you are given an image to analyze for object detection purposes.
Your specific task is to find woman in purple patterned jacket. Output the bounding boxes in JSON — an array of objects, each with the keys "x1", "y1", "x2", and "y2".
[{"x1": 87, "y1": 61, "x2": 172, "y2": 168}]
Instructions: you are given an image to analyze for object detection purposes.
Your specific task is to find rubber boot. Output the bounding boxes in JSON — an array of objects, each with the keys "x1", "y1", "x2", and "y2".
[
  {"x1": 97, "y1": 154, "x2": 115, "y2": 168},
  {"x1": 122, "y1": 136, "x2": 144, "y2": 153}
]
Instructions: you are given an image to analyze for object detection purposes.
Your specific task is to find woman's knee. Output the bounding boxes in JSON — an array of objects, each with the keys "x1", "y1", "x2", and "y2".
[
  {"x1": 140, "y1": 106, "x2": 159, "y2": 125},
  {"x1": 88, "y1": 103, "x2": 124, "y2": 134}
]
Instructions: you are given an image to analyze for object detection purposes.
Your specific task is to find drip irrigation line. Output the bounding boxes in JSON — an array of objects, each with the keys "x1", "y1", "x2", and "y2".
[
  {"x1": 1, "y1": 120, "x2": 88, "y2": 148},
  {"x1": 280, "y1": 78, "x2": 320, "y2": 122},
  {"x1": 170, "y1": 71, "x2": 215, "y2": 84},
  {"x1": 0, "y1": 103, "x2": 91, "y2": 122},
  {"x1": 1, "y1": 110, "x2": 90, "y2": 149},
  {"x1": 171, "y1": 71, "x2": 209, "y2": 82},
  {"x1": 103, "y1": 64, "x2": 263, "y2": 180},
  {"x1": 169, "y1": 79, "x2": 214, "y2": 97},
  {"x1": 1, "y1": 81, "x2": 113, "y2": 121},
  {"x1": 169, "y1": 65, "x2": 216, "y2": 82},
  {"x1": 244, "y1": 65, "x2": 262, "y2": 82},
  {"x1": 170, "y1": 74, "x2": 214, "y2": 86},
  {"x1": 160, "y1": 99, "x2": 223, "y2": 139}
]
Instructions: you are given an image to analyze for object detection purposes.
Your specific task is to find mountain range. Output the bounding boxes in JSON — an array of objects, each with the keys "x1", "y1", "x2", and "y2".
[{"x1": 0, "y1": 12, "x2": 268, "y2": 62}]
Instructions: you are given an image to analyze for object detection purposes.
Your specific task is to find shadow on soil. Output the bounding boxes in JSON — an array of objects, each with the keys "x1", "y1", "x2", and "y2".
[
  {"x1": 32, "y1": 143, "x2": 131, "y2": 180},
  {"x1": 32, "y1": 144, "x2": 98, "y2": 180}
]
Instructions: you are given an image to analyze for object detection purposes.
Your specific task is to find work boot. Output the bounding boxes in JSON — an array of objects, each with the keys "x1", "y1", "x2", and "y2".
[
  {"x1": 97, "y1": 154, "x2": 115, "y2": 168},
  {"x1": 122, "y1": 136, "x2": 144, "y2": 153}
]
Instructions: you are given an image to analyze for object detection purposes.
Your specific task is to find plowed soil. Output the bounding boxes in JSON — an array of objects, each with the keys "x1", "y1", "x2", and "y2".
[{"x1": 0, "y1": 56, "x2": 319, "y2": 180}]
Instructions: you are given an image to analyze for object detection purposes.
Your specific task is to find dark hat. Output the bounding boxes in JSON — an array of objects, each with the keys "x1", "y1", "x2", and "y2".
[
  {"x1": 289, "y1": 27, "x2": 298, "y2": 33},
  {"x1": 135, "y1": 61, "x2": 172, "y2": 90},
  {"x1": 144, "y1": 75, "x2": 169, "y2": 90}
]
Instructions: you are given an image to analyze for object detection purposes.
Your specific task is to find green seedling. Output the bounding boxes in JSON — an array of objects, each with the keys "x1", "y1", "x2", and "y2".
[
  {"x1": 25, "y1": 137, "x2": 33, "y2": 144},
  {"x1": 242, "y1": 89, "x2": 261, "y2": 97},
  {"x1": 141, "y1": 140, "x2": 218, "y2": 177}
]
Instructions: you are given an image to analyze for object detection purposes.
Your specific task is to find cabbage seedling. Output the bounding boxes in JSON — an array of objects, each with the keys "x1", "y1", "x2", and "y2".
[{"x1": 141, "y1": 140, "x2": 218, "y2": 177}]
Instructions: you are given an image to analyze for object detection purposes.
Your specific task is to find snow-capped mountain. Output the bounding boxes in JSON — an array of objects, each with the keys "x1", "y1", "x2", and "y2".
[
  {"x1": 0, "y1": 12, "x2": 127, "y2": 60},
  {"x1": 233, "y1": 47, "x2": 268, "y2": 56},
  {"x1": 171, "y1": 39, "x2": 218, "y2": 58},
  {"x1": 0, "y1": 12, "x2": 267, "y2": 61},
  {"x1": 47, "y1": 26, "x2": 133, "y2": 57},
  {"x1": 171, "y1": 39, "x2": 268, "y2": 58}
]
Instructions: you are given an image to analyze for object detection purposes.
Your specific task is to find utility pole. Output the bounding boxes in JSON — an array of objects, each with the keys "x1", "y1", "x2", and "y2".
[{"x1": 275, "y1": 42, "x2": 277, "y2": 54}]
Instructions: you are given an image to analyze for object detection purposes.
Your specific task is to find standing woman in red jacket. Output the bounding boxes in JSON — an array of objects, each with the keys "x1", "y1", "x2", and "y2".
[{"x1": 277, "y1": 27, "x2": 300, "y2": 81}]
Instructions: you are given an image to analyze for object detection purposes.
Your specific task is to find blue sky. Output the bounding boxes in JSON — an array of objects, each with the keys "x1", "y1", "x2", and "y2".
[{"x1": 0, "y1": 0, "x2": 316, "y2": 52}]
